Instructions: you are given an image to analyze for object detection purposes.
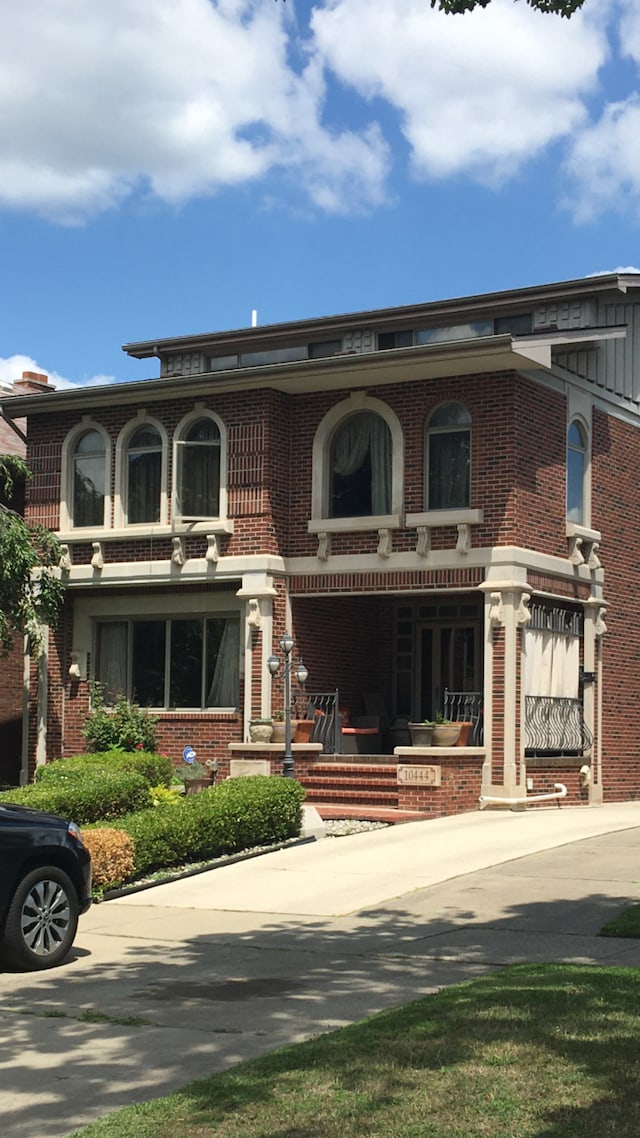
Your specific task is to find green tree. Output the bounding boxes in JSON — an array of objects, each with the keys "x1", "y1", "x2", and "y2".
[
  {"x1": 0, "y1": 454, "x2": 65, "y2": 657},
  {"x1": 431, "y1": 0, "x2": 585, "y2": 14}
]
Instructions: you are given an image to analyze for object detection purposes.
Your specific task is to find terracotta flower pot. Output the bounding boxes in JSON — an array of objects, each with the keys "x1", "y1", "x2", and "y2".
[{"x1": 293, "y1": 719, "x2": 315, "y2": 743}]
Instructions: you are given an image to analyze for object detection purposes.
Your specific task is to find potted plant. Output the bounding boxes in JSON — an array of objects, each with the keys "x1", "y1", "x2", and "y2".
[
  {"x1": 248, "y1": 718, "x2": 273, "y2": 743},
  {"x1": 408, "y1": 720, "x2": 434, "y2": 747},
  {"x1": 177, "y1": 760, "x2": 211, "y2": 794},
  {"x1": 270, "y1": 710, "x2": 299, "y2": 744},
  {"x1": 431, "y1": 714, "x2": 461, "y2": 747}
]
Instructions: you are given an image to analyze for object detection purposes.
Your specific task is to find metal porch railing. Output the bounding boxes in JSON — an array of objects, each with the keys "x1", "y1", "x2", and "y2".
[
  {"x1": 297, "y1": 690, "x2": 341, "y2": 754},
  {"x1": 443, "y1": 690, "x2": 483, "y2": 745},
  {"x1": 525, "y1": 696, "x2": 592, "y2": 755}
]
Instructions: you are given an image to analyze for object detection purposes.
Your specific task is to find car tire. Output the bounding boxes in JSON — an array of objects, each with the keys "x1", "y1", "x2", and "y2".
[{"x1": 1, "y1": 866, "x2": 79, "y2": 970}]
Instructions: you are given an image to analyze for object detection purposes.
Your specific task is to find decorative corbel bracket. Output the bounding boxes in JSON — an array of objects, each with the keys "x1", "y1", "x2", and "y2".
[
  {"x1": 205, "y1": 534, "x2": 220, "y2": 564},
  {"x1": 59, "y1": 544, "x2": 72, "y2": 572},
  {"x1": 247, "y1": 598, "x2": 261, "y2": 629},
  {"x1": 416, "y1": 525, "x2": 431, "y2": 558},
  {"x1": 171, "y1": 536, "x2": 185, "y2": 567},
  {"x1": 594, "y1": 606, "x2": 607, "y2": 638},
  {"x1": 488, "y1": 592, "x2": 505, "y2": 628},
  {"x1": 317, "y1": 531, "x2": 331, "y2": 561},
  {"x1": 586, "y1": 541, "x2": 601, "y2": 570},
  {"x1": 456, "y1": 523, "x2": 472, "y2": 554},
  {"x1": 568, "y1": 535, "x2": 585, "y2": 566},
  {"x1": 377, "y1": 528, "x2": 392, "y2": 559},
  {"x1": 516, "y1": 592, "x2": 532, "y2": 627},
  {"x1": 91, "y1": 542, "x2": 104, "y2": 570}
]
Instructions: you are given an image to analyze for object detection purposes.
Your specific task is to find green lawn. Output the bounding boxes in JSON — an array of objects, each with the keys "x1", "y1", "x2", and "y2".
[{"x1": 69, "y1": 964, "x2": 640, "y2": 1138}]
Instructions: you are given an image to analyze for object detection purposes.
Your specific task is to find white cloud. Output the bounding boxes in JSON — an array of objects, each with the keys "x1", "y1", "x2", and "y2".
[
  {"x1": 0, "y1": 355, "x2": 114, "y2": 392},
  {"x1": 0, "y1": 0, "x2": 388, "y2": 221},
  {"x1": 0, "y1": 0, "x2": 636, "y2": 220},
  {"x1": 311, "y1": 0, "x2": 608, "y2": 184}
]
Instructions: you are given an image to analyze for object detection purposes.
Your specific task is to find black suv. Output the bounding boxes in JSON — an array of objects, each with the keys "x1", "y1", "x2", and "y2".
[{"x1": 0, "y1": 802, "x2": 92, "y2": 970}]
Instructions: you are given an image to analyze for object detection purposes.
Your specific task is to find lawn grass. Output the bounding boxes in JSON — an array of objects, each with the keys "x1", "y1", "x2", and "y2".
[
  {"x1": 599, "y1": 904, "x2": 640, "y2": 938},
  {"x1": 68, "y1": 963, "x2": 640, "y2": 1138}
]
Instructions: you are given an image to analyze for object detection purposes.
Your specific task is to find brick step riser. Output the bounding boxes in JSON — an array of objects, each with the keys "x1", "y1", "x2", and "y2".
[{"x1": 304, "y1": 788, "x2": 399, "y2": 805}]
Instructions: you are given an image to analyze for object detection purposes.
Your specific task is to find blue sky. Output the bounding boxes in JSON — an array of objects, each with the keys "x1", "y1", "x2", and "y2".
[{"x1": 1, "y1": 0, "x2": 639, "y2": 390}]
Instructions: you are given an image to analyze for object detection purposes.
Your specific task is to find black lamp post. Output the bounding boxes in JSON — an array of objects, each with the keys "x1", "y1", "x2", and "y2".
[{"x1": 267, "y1": 633, "x2": 309, "y2": 778}]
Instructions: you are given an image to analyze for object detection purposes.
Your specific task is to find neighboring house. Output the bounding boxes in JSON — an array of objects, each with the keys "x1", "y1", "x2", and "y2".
[
  {"x1": 0, "y1": 372, "x2": 52, "y2": 784},
  {"x1": 0, "y1": 275, "x2": 638, "y2": 814}
]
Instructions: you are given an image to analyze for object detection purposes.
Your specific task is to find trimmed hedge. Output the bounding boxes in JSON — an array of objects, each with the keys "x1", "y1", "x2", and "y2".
[
  {"x1": 113, "y1": 776, "x2": 306, "y2": 876},
  {"x1": 0, "y1": 767, "x2": 152, "y2": 824},
  {"x1": 35, "y1": 750, "x2": 174, "y2": 789},
  {"x1": 83, "y1": 828, "x2": 136, "y2": 890}
]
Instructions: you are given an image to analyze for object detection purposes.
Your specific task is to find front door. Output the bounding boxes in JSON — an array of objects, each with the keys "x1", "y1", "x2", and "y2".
[{"x1": 416, "y1": 622, "x2": 480, "y2": 721}]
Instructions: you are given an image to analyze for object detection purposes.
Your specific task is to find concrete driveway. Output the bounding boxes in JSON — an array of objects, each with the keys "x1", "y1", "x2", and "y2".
[{"x1": 2, "y1": 803, "x2": 640, "y2": 1138}]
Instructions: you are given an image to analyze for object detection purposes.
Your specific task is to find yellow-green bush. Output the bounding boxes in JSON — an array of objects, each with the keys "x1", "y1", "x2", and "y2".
[{"x1": 82, "y1": 828, "x2": 135, "y2": 889}]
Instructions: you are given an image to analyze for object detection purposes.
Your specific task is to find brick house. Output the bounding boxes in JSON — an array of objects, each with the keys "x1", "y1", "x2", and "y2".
[{"x1": 0, "y1": 273, "x2": 637, "y2": 816}]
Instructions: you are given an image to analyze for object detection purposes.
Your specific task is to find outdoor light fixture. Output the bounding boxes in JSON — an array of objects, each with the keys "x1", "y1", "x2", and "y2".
[{"x1": 267, "y1": 633, "x2": 309, "y2": 778}]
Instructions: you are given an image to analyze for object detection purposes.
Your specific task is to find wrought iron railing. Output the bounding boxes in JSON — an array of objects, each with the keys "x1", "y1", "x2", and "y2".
[
  {"x1": 525, "y1": 696, "x2": 592, "y2": 755},
  {"x1": 443, "y1": 690, "x2": 483, "y2": 745},
  {"x1": 297, "y1": 690, "x2": 341, "y2": 753}
]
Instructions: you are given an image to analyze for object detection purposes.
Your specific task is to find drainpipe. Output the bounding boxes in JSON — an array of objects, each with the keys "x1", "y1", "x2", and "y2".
[{"x1": 479, "y1": 783, "x2": 567, "y2": 808}]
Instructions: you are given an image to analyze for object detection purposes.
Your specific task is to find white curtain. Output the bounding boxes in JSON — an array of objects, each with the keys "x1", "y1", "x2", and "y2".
[
  {"x1": 207, "y1": 619, "x2": 240, "y2": 708},
  {"x1": 96, "y1": 621, "x2": 128, "y2": 702},
  {"x1": 523, "y1": 630, "x2": 579, "y2": 699},
  {"x1": 331, "y1": 412, "x2": 391, "y2": 514}
]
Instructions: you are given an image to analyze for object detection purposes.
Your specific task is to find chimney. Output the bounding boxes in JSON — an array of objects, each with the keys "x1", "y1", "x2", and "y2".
[{"x1": 11, "y1": 370, "x2": 55, "y2": 395}]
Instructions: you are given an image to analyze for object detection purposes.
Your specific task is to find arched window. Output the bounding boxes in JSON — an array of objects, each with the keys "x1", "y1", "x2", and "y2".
[
  {"x1": 426, "y1": 402, "x2": 471, "y2": 510},
  {"x1": 567, "y1": 420, "x2": 587, "y2": 524},
  {"x1": 72, "y1": 429, "x2": 106, "y2": 527},
  {"x1": 329, "y1": 411, "x2": 392, "y2": 517},
  {"x1": 127, "y1": 424, "x2": 162, "y2": 524},
  {"x1": 175, "y1": 417, "x2": 221, "y2": 518}
]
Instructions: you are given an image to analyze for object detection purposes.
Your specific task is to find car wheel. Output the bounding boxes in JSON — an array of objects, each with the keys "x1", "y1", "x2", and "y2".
[{"x1": 1, "y1": 866, "x2": 79, "y2": 970}]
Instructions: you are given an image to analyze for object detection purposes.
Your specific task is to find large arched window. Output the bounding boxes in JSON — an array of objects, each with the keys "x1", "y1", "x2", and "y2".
[
  {"x1": 426, "y1": 402, "x2": 471, "y2": 510},
  {"x1": 175, "y1": 416, "x2": 221, "y2": 518},
  {"x1": 71, "y1": 429, "x2": 106, "y2": 527},
  {"x1": 567, "y1": 420, "x2": 587, "y2": 524},
  {"x1": 329, "y1": 411, "x2": 392, "y2": 518},
  {"x1": 127, "y1": 424, "x2": 162, "y2": 524}
]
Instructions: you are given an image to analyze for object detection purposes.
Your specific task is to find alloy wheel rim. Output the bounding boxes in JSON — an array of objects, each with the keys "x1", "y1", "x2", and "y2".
[{"x1": 20, "y1": 880, "x2": 71, "y2": 956}]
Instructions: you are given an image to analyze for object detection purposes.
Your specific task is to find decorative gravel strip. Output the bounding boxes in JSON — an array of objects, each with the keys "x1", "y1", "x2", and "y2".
[{"x1": 324, "y1": 819, "x2": 391, "y2": 837}]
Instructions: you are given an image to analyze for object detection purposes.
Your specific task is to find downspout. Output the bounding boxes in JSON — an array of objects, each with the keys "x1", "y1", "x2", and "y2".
[
  {"x1": 479, "y1": 783, "x2": 567, "y2": 808},
  {"x1": 0, "y1": 408, "x2": 27, "y2": 446}
]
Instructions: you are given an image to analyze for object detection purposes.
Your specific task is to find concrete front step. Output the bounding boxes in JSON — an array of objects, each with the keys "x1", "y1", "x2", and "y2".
[{"x1": 312, "y1": 803, "x2": 432, "y2": 824}]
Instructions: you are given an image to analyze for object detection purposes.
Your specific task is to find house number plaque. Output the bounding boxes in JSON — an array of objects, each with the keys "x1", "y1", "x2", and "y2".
[{"x1": 397, "y1": 765, "x2": 441, "y2": 787}]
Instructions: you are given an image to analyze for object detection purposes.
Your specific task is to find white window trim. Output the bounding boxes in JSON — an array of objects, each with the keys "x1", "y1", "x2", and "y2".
[
  {"x1": 60, "y1": 418, "x2": 112, "y2": 532},
  {"x1": 114, "y1": 412, "x2": 169, "y2": 529},
  {"x1": 309, "y1": 393, "x2": 404, "y2": 528},
  {"x1": 172, "y1": 406, "x2": 228, "y2": 523}
]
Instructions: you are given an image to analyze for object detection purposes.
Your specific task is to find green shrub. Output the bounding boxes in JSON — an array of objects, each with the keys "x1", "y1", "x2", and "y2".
[
  {"x1": 115, "y1": 776, "x2": 305, "y2": 876},
  {"x1": 0, "y1": 768, "x2": 152, "y2": 824},
  {"x1": 35, "y1": 750, "x2": 174, "y2": 789},
  {"x1": 83, "y1": 685, "x2": 158, "y2": 753}
]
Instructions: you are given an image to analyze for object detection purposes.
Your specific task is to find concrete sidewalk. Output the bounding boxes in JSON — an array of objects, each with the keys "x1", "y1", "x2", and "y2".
[{"x1": 1, "y1": 803, "x2": 640, "y2": 1138}]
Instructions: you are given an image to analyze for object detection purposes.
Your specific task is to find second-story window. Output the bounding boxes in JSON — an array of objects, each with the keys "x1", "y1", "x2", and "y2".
[
  {"x1": 127, "y1": 424, "x2": 162, "y2": 524},
  {"x1": 567, "y1": 420, "x2": 587, "y2": 524},
  {"x1": 329, "y1": 411, "x2": 392, "y2": 517},
  {"x1": 175, "y1": 417, "x2": 221, "y2": 518},
  {"x1": 72, "y1": 429, "x2": 106, "y2": 527},
  {"x1": 426, "y1": 402, "x2": 471, "y2": 510}
]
